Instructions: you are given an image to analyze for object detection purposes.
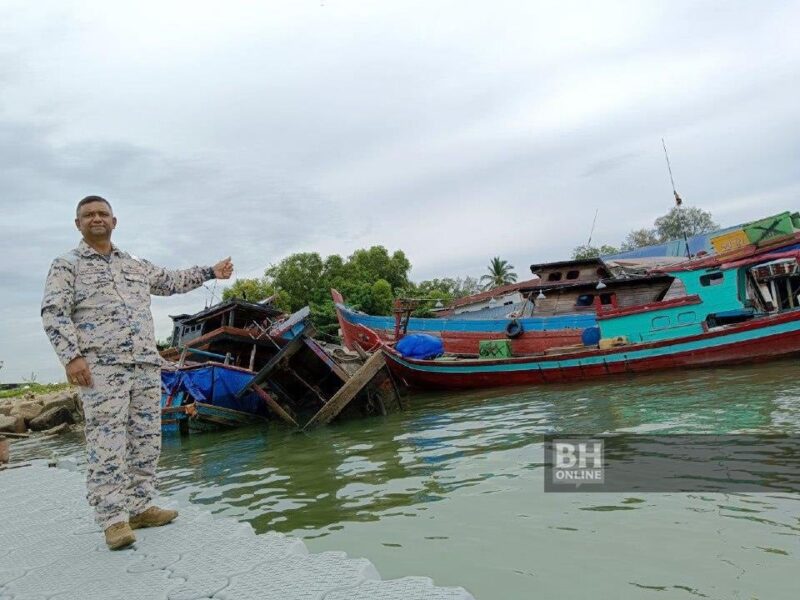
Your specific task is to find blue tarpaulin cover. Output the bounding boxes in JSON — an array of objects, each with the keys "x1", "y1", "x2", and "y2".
[
  {"x1": 161, "y1": 365, "x2": 269, "y2": 417},
  {"x1": 396, "y1": 334, "x2": 445, "y2": 359},
  {"x1": 581, "y1": 326, "x2": 601, "y2": 346}
]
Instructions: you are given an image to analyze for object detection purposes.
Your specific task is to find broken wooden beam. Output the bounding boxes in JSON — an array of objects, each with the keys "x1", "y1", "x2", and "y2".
[
  {"x1": 303, "y1": 338, "x2": 350, "y2": 382},
  {"x1": 303, "y1": 351, "x2": 387, "y2": 429},
  {"x1": 237, "y1": 333, "x2": 306, "y2": 398},
  {"x1": 352, "y1": 342, "x2": 369, "y2": 361},
  {"x1": 252, "y1": 385, "x2": 300, "y2": 428}
]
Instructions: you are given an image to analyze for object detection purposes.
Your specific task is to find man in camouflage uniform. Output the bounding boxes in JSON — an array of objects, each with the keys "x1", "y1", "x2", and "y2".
[{"x1": 41, "y1": 196, "x2": 233, "y2": 549}]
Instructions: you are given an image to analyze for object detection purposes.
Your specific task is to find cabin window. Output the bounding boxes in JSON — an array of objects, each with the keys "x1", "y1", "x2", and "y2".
[
  {"x1": 652, "y1": 316, "x2": 670, "y2": 329},
  {"x1": 566, "y1": 270, "x2": 580, "y2": 280},
  {"x1": 575, "y1": 294, "x2": 595, "y2": 307},
  {"x1": 503, "y1": 301, "x2": 513, "y2": 306},
  {"x1": 677, "y1": 311, "x2": 696, "y2": 324},
  {"x1": 700, "y1": 272, "x2": 724, "y2": 286},
  {"x1": 548, "y1": 272, "x2": 563, "y2": 281},
  {"x1": 597, "y1": 267, "x2": 610, "y2": 278},
  {"x1": 600, "y1": 293, "x2": 614, "y2": 305}
]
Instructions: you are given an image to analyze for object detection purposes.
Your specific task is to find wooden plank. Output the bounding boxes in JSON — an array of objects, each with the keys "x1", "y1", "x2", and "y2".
[
  {"x1": 287, "y1": 369, "x2": 328, "y2": 405},
  {"x1": 352, "y1": 342, "x2": 369, "y2": 361},
  {"x1": 248, "y1": 343, "x2": 257, "y2": 371},
  {"x1": 303, "y1": 352, "x2": 387, "y2": 429},
  {"x1": 237, "y1": 333, "x2": 306, "y2": 398},
  {"x1": 303, "y1": 338, "x2": 350, "y2": 382},
  {"x1": 252, "y1": 385, "x2": 300, "y2": 428},
  {"x1": 194, "y1": 402, "x2": 268, "y2": 420}
]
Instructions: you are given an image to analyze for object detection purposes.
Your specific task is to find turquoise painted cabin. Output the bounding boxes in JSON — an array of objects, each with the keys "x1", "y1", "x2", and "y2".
[{"x1": 598, "y1": 266, "x2": 750, "y2": 342}]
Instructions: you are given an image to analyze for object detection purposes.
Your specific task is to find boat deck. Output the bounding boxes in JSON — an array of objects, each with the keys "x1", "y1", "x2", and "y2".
[{"x1": 0, "y1": 463, "x2": 474, "y2": 600}]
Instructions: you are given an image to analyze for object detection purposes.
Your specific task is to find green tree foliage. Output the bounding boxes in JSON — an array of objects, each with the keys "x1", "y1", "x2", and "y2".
[
  {"x1": 370, "y1": 279, "x2": 394, "y2": 315},
  {"x1": 411, "y1": 277, "x2": 481, "y2": 299},
  {"x1": 222, "y1": 246, "x2": 413, "y2": 339},
  {"x1": 571, "y1": 244, "x2": 621, "y2": 260},
  {"x1": 654, "y1": 207, "x2": 718, "y2": 240},
  {"x1": 620, "y1": 228, "x2": 661, "y2": 251},
  {"x1": 346, "y1": 247, "x2": 411, "y2": 291},
  {"x1": 265, "y1": 252, "x2": 325, "y2": 312},
  {"x1": 480, "y1": 257, "x2": 517, "y2": 290},
  {"x1": 222, "y1": 278, "x2": 277, "y2": 303}
]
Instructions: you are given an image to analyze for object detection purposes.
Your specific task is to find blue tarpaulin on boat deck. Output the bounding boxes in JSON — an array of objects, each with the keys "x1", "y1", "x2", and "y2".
[
  {"x1": 396, "y1": 334, "x2": 445, "y2": 359},
  {"x1": 161, "y1": 365, "x2": 269, "y2": 417}
]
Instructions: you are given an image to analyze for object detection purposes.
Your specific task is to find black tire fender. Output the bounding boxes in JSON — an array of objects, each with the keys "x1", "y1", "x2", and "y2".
[{"x1": 505, "y1": 319, "x2": 524, "y2": 339}]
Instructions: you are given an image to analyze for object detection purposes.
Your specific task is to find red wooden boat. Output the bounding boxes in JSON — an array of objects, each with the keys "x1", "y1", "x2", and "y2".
[
  {"x1": 380, "y1": 250, "x2": 800, "y2": 389},
  {"x1": 332, "y1": 259, "x2": 673, "y2": 355}
]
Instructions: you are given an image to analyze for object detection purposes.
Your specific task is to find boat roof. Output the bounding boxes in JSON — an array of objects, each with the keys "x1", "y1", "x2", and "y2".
[
  {"x1": 653, "y1": 232, "x2": 800, "y2": 273},
  {"x1": 529, "y1": 258, "x2": 606, "y2": 273},
  {"x1": 528, "y1": 273, "x2": 673, "y2": 295},
  {"x1": 169, "y1": 298, "x2": 283, "y2": 325},
  {"x1": 720, "y1": 249, "x2": 800, "y2": 270},
  {"x1": 448, "y1": 278, "x2": 541, "y2": 309}
]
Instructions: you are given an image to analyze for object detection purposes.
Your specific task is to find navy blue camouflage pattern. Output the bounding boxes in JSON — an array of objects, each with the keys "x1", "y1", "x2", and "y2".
[
  {"x1": 42, "y1": 240, "x2": 212, "y2": 366},
  {"x1": 82, "y1": 362, "x2": 162, "y2": 527},
  {"x1": 42, "y1": 239, "x2": 213, "y2": 528}
]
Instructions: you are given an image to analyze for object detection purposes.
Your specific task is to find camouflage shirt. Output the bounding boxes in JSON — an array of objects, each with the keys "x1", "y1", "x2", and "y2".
[{"x1": 42, "y1": 239, "x2": 213, "y2": 366}]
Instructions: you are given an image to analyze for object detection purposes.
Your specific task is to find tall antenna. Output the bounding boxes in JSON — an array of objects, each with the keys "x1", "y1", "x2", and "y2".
[
  {"x1": 586, "y1": 208, "x2": 599, "y2": 246},
  {"x1": 662, "y1": 138, "x2": 691, "y2": 258},
  {"x1": 662, "y1": 138, "x2": 682, "y2": 207}
]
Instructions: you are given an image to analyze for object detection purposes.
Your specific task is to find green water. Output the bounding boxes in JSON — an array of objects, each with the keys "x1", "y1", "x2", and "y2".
[{"x1": 11, "y1": 360, "x2": 800, "y2": 599}]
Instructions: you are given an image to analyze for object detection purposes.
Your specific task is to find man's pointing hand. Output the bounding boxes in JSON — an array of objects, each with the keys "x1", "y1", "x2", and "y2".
[{"x1": 212, "y1": 257, "x2": 234, "y2": 280}]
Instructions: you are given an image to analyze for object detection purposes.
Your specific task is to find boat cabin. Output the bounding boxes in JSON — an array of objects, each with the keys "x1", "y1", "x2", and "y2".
[
  {"x1": 596, "y1": 252, "x2": 800, "y2": 343},
  {"x1": 442, "y1": 258, "x2": 616, "y2": 318},
  {"x1": 169, "y1": 299, "x2": 283, "y2": 348},
  {"x1": 527, "y1": 274, "x2": 674, "y2": 317}
]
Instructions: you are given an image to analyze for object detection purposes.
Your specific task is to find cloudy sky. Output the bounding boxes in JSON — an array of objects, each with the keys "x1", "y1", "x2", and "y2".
[{"x1": 1, "y1": 1, "x2": 799, "y2": 382}]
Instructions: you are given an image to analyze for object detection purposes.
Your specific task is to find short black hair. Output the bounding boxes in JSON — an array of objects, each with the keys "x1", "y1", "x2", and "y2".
[{"x1": 76, "y1": 195, "x2": 113, "y2": 217}]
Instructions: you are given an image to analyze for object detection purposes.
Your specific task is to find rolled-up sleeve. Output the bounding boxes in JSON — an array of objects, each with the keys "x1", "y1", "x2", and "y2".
[
  {"x1": 41, "y1": 259, "x2": 81, "y2": 366},
  {"x1": 140, "y1": 259, "x2": 213, "y2": 296}
]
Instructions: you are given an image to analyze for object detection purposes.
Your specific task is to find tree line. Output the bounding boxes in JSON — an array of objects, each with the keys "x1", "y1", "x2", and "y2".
[{"x1": 222, "y1": 246, "x2": 490, "y2": 338}]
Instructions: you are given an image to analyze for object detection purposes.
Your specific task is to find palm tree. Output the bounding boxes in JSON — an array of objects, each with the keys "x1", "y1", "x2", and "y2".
[{"x1": 481, "y1": 257, "x2": 517, "y2": 290}]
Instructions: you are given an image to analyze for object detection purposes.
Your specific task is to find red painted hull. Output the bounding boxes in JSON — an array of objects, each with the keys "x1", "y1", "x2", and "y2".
[
  {"x1": 337, "y1": 314, "x2": 584, "y2": 354},
  {"x1": 383, "y1": 310, "x2": 800, "y2": 390}
]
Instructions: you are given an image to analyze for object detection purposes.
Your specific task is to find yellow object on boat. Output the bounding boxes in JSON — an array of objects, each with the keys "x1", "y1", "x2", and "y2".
[
  {"x1": 599, "y1": 336, "x2": 628, "y2": 349},
  {"x1": 710, "y1": 229, "x2": 750, "y2": 254}
]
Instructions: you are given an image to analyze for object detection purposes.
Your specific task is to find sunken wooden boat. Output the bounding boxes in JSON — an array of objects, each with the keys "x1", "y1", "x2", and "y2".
[
  {"x1": 333, "y1": 259, "x2": 678, "y2": 355},
  {"x1": 159, "y1": 300, "x2": 403, "y2": 433},
  {"x1": 380, "y1": 247, "x2": 800, "y2": 390},
  {"x1": 161, "y1": 362, "x2": 270, "y2": 434}
]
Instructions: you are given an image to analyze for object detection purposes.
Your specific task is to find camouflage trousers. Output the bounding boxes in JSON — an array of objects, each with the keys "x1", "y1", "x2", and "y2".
[{"x1": 79, "y1": 362, "x2": 161, "y2": 529}]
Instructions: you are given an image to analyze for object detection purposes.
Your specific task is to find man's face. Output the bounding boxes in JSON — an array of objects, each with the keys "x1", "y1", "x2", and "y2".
[{"x1": 75, "y1": 201, "x2": 116, "y2": 241}]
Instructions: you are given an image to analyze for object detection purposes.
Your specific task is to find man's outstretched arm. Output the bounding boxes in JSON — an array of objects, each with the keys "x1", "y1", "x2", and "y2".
[{"x1": 142, "y1": 256, "x2": 234, "y2": 296}]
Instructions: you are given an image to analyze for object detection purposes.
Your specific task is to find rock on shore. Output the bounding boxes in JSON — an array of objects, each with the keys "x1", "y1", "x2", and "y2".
[{"x1": 0, "y1": 388, "x2": 82, "y2": 436}]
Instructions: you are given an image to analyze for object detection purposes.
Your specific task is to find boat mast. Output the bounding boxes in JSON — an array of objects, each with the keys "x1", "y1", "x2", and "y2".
[
  {"x1": 586, "y1": 207, "x2": 599, "y2": 247},
  {"x1": 662, "y1": 138, "x2": 692, "y2": 258}
]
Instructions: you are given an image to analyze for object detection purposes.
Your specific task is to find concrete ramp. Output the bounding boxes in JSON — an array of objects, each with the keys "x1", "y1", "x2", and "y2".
[{"x1": 0, "y1": 464, "x2": 474, "y2": 600}]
